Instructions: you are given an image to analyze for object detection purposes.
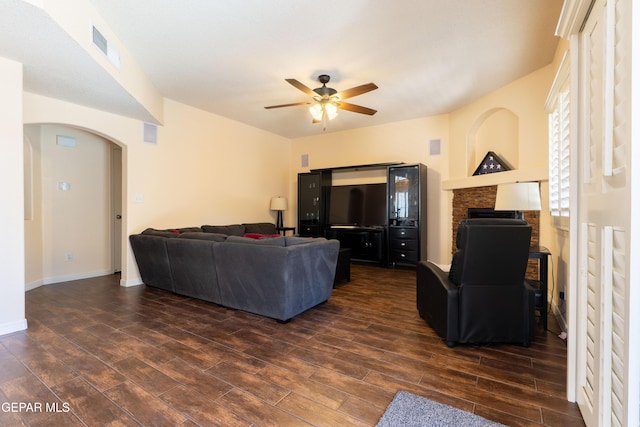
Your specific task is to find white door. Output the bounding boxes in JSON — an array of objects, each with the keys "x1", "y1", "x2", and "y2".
[
  {"x1": 575, "y1": 0, "x2": 637, "y2": 425},
  {"x1": 111, "y1": 145, "x2": 122, "y2": 273}
]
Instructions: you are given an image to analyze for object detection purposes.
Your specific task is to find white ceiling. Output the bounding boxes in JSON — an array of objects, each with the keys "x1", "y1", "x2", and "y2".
[{"x1": 1, "y1": 0, "x2": 563, "y2": 139}]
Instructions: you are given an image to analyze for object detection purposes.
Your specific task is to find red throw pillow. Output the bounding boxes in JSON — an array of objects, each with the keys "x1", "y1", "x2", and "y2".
[{"x1": 244, "y1": 233, "x2": 281, "y2": 239}]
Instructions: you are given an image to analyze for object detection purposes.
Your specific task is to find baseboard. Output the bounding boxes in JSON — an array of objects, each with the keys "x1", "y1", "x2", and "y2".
[
  {"x1": 120, "y1": 277, "x2": 143, "y2": 287},
  {"x1": 29, "y1": 271, "x2": 142, "y2": 288},
  {"x1": 42, "y1": 270, "x2": 113, "y2": 285},
  {"x1": 551, "y1": 302, "x2": 568, "y2": 332},
  {"x1": 25, "y1": 279, "x2": 44, "y2": 291},
  {"x1": 0, "y1": 318, "x2": 28, "y2": 336}
]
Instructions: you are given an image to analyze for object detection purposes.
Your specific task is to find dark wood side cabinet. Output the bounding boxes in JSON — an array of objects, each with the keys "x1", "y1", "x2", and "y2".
[
  {"x1": 387, "y1": 164, "x2": 427, "y2": 266},
  {"x1": 297, "y1": 170, "x2": 332, "y2": 237}
]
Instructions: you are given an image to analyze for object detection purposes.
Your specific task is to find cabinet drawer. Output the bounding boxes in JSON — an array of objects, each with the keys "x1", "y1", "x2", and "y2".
[
  {"x1": 390, "y1": 238, "x2": 418, "y2": 251},
  {"x1": 390, "y1": 227, "x2": 418, "y2": 240},
  {"x1": 391, "y1": 249, "x2": 418, "y2": 263}
]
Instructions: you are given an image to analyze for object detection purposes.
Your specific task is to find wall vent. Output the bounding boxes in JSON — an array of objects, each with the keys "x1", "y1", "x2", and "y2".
[
  {"x1": 92, "y1": 26, "x2": 108, "y2": 55},
  {"x1": 56, "y1": 135, "x2": 76, "y2": 147},
  {"x1": 143, "y1": 123, "x2": 157, "y2": 144},
  {"x1": 92, "y1": 25, "x2": 120, "y2": 69}
]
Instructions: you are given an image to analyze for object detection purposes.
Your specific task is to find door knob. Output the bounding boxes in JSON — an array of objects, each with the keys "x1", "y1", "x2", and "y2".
[{"x1": 116, "y1": 214, "x2": 122, "y2": 219}]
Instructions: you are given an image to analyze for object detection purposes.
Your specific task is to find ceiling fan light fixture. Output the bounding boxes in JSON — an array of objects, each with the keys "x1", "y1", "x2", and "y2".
[
  {"x1": 265, "y1": 75, "x2": 377, "y2": 130},
  {"x1": 325, "y1": 102, "x2": 338, "y2": 120},
  {"x1": 309, "y1": 103, "x2": 324, "y2": 121},
  {"x1": 309, "y1": 100, "x2": 338, "y2": 122}
]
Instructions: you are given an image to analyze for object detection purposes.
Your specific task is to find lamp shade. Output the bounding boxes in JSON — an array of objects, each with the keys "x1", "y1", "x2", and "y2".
[
  {"x1": 495, "y1": 182, "x2": 541, "y2": 211},
  {"x1": 270, "y1": 196, "x2": 287, "y2": 211}
]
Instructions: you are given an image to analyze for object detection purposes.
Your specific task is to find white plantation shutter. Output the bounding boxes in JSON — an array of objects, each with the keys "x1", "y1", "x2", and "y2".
[
  {"x1": 548, "y1": 110, "x2": 560, "y2": 215},
  {"x1": 610, "y1": 227, "x2": 626, "y2": 426},
  {"x1": 546, "y1": 54, "x2": 570, "y2": 219},
  {"x1": 604, "y1": 0, "x2": 629, "y2": 424},
  {"x1": 555, "y1": 0, "x2": 637, "y2": 425},
  {"x1": 610, "y1": 0, "x2": 628, "y2": 179},
  {"x1": 558, "y1": 90, "x2": 570, "y2": 217},
  {"x1": 575, "y1": 0, "x2": 634, "y2": 425},
  {"x1": 582, "y1": 223, "x2": 599, "y2": 413}
]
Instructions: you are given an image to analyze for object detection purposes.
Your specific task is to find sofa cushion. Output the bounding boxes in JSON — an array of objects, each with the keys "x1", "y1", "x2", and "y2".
[
  {"x1": 176, "y1": 226, "x2": 204, "y2": 233},
  {"x1": 243, "y1": 222, "x2": 278, "y2": 234},
  {"x1": 201, "y1": 224, "x2": 246, "y2": 236},
  {"x1": 284, "y1": 236, "x2": 324, "y2": 246},
  {"x1": 226, "y1": 235, "x2": 286, "y2": 246},
  {"x1": 141, "y1": 228, "x2": 181, "y2": 238},
  {"x1": 244, "y1": 233, "x2": 281, "y2": 239},
  {"x1": 178, "y1": 232, "x2": 228, "y2": 241}
]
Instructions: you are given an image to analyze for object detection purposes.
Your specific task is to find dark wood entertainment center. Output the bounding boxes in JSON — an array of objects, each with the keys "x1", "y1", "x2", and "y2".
[{"x1": 298, "y1": 162, "x2": 428, "y2": 267}]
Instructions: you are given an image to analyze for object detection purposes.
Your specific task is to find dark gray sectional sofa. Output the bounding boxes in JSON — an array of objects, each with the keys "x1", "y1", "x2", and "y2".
[{"x1": 129, "y1": 223, "x2": 340, "y2": 321}]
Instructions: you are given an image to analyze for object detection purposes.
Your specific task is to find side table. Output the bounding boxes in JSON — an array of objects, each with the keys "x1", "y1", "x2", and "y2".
[
  {"x1": 528, "y1": 246, "x2": 550, "y2": 331},
  {"x1": 276, "y1": 227, "x2": 296, "y2": 236}
]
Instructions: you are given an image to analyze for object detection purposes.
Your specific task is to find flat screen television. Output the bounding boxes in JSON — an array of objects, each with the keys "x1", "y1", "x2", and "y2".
[{"x1": 329, "y1": 183, "x2": 387, "y2": 227}]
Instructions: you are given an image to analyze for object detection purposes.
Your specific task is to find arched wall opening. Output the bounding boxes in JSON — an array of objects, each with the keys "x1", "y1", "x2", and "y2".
[{"x1": 23, "y1": 122, "x2": 127, "y2": 289}]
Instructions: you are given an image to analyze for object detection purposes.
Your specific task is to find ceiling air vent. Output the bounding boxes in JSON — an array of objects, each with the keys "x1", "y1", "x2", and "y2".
[
  {"x1": 92, "y1": 25, "x2": 120, "y2": 69},
  {"x1": 92, "y1": 26, "x2": 108, "y2": 55}
]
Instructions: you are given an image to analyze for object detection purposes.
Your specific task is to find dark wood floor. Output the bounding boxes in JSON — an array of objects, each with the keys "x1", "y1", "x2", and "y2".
[{"x1": 0, "y1": 264, "x2": 584, "y2": 426}]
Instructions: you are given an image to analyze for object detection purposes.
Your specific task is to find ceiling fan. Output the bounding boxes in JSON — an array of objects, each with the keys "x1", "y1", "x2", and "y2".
[{"x1": 264, "y1": 75, "x2": 378, "y2": 128}]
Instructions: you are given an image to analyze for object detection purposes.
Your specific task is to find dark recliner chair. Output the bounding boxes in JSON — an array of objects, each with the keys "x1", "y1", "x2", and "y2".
[{"x1": 417, "y1": 218, "x2": 535, "y2": 347}]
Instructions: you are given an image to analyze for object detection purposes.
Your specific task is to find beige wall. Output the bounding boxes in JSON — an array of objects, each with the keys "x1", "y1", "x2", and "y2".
[
  {"x1": 449, "y1": 65, "x2": 555, "y2": 179},
  {"x1": 23, "y1": 94, "x2": 291, "y2": 287},
  {"x1": 290, "y1": 115, "x2": 451, "y2": 262},
  {"x1": 0, "y1": 57, "x2": 27, "y2": 335}
]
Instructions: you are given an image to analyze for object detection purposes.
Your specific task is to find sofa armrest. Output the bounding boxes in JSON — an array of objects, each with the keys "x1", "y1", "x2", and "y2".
[
  {"x1": 129, "y1": 234, "x2": 174, "y2": 292},
  {"x1": 416, "y1": 261, "x2": 459, "y2": 346},
  {"x1": 213, "y1": 238, "x2": 339, "y2": 321},
  {"x1": 283, "y1": 239, "x2": 339, "y2": 311}
]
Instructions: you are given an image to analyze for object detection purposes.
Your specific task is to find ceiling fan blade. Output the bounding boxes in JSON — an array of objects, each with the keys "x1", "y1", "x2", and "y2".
[
  {"x1": 336, "y1": 102, "x2": 377, "y2": 115},
  {"x1": 264, "y1": 102, "x2": 310, "y2": 109},
  {"x1": 285, "y1": 79, "x2": 316, "y2": 97},
  {"x1": 336, "y1": 83, "x2": 378, "y2": 100}
]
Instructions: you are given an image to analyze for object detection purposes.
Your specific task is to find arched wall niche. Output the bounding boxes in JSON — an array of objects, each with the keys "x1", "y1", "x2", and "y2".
[{"x1": 466, "y1": 107, "x2": 519, "y2": 176}]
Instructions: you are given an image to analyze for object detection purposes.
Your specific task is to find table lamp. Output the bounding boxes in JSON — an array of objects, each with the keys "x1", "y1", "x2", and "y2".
[
  {"x1": 270, "y1": 196, "x2": 288, "y2": 228},
  {"x1": 494, "y1": 182, "x2": 541, "y2": 220}
]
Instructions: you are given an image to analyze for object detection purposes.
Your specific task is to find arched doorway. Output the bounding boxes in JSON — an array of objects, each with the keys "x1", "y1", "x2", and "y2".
[{"x1": 23, "y1": 123, "x2": 125, "y2": 288}]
